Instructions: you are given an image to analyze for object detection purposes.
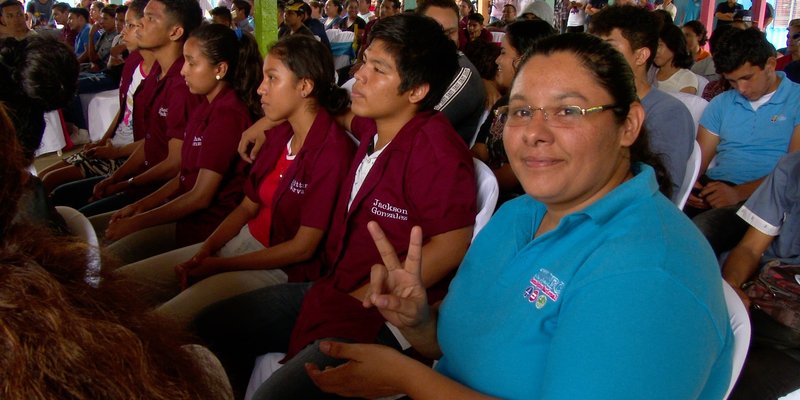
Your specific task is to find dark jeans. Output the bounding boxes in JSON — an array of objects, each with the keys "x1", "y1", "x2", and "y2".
[
  {"x1": 51, "y1": 176, "x2": 136, "y2": 217},
  {"x1": 729, "y1": 309, "x2": 800, "y2": 399},
  {"x1": 194, "y1": 282, "x2": 401, "y2": 399},
  {"x1": 687, "y1": 203, "x2": 749, "y2": 256}
]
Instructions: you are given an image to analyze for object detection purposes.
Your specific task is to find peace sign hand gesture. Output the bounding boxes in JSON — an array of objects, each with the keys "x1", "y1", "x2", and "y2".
[{"x1": 363, "y1": 221, "x2": 432, "y2": 331}]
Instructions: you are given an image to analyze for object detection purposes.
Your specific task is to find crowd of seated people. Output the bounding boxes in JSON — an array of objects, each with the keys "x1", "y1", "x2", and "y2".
[{"x1": 8, "y1": 0, "x2": 800, "y2": 398}]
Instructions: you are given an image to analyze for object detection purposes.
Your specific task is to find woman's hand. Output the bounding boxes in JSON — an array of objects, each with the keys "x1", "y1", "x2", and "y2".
[
  {"x1": 104, "y1": 216, "x2": 140, "y2": 241},
  {"x1": 175, "y1": 246, "x2": 215, "y2": 289},
  {"x1": 109, "y1": 203, "x2": 142, "y2": 223},
  {"x1": 306, "y1": 341, "x2": 410, "y2": 398},
  {"x1": 363, "y1": 222, "x2": 431, "y2": 330},
  {"x1": 85, "y1": 142, "x2": 118, "y2": 159},
  {"x1": 238, "y1": 124, "x2": 267, "y2": 163}
]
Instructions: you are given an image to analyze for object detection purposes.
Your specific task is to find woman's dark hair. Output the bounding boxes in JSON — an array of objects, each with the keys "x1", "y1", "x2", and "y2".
[
  {"x1": 0, "y1": 104, "x2": 25, "y2": 234},
  {"x1": 519, "y1": 33, "x2": 673, "y2": 197},
  {"x1": 329, "y1": 0, "x2": 342, "y2": 14},
  {"x1": 683, "y1": 20, "x2": 708, "y2": 46},
  {"x1": 659, "y1": 23, "x2": 693, "y2": 69},
  {"x1": 0, "y1": 36, "x2": 79, "y2": 162},
  {"x1": 268, "y1": 35, "x2": 350, "y2": 115},
  {"x1": 505, "y1": 19, "x2": 557, "y2": 59},
  {"x1": 189, "y1": 24, "x2": 264, "y2": 119}
]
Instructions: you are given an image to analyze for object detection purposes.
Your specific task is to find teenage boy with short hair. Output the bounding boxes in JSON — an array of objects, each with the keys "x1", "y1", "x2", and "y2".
[
  {"x1": 79, "y1": 5, "x2": 118, "y2": 69},
  {"x1": 68, "y1": 7, "x2": 98, "y2": 58},
  {"x1": 195, "y1": 14, "x2": 477, "y2": 398}
]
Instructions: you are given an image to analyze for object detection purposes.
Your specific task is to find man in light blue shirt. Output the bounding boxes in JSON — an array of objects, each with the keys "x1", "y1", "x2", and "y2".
[{"x1": 688, "y1": 28, "x2": 800, "y2": 255}]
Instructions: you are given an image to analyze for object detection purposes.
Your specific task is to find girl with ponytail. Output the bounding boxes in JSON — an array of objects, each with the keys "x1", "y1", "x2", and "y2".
[{"x1": 116, "y1": 34, "x2": 355, "y2": 328}]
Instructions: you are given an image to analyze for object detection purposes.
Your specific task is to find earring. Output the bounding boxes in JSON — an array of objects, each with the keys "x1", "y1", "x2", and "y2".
[{"x1": 215, "y1": 74, "x2": 221, "y2": 80}]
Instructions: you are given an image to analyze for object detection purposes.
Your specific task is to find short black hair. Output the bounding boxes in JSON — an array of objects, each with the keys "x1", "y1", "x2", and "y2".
[
  {"x1": 154, "y1": 0, "x2": 202, "y2": 41},
  {"x1": 0, "y1": 0, "x2": 22, "y2": 15},
  {"x1": 127, "y1": 0, "x2": 148, "y2": 18},
  {"x1": 713, "y1": 27, "x2": 776, "y2": 74},
  {"x1": 210, "y1": 6, "x2": 232, "y2": 23},
  {"x1": 505, "y1": 19, "x2": 557, "y2": 55},
  {"x1": 101, "y1": 5, "x2": 115, "y2": 17},
  {"x1": 416, "y1": 0, "x2": 459, "y2": 22},
  {"x1": 659, "y1": 23, "x2": 693, "y2": 69},
  {"x1": 52, "y1": 2, "x2": 70, "y2": 12},
  {"x1": 115, "y1": 5, "x2": 127, "y2": 15},
  {"x1": 368, "y1": 14, "x2": 459, "y2": 111},
  {"x1": 232, "y1": 0, "x2": 250, "y2": 16},
  {"x1": 68, "y1": 7, "x2": 89, "y2": 21},
  {"x1": 589, "y1": 5, "x2": 659, "y2": 69},
  {"x1": 467, "y1": 12, "x2": 483, "y2": 24}
]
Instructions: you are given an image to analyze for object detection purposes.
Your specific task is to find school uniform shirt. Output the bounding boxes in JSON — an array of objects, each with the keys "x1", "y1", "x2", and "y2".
[
  {"x1": 116, "y1": 50, "x2": 144, "y2": 139},
  {"x1": 285, "y1": 111, "x2": 477, "y2": 358},
  {"x1": 174, "y1": 86, "x2": 250, "y2": 247},
  {"x1": 242, "y1": 108, "x2": 356, "y2": 282},
  {"x1": 436, "y1": 164, "x2": 733, "y2": 399},
  {"x1": 137, "y1": 57, "x2": 203, "y2": 170}
]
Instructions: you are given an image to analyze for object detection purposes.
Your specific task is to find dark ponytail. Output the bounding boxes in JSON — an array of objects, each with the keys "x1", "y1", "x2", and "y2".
[
  {"x1": 189, "y1": 24, "x2": 264, "y2": 119},
  {"x1": 267, "y1": 35, "x2": 350, "y2": 115}
]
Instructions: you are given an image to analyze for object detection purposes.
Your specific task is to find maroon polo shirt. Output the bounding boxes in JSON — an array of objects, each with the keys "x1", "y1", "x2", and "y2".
[
  {"x1": 174, "y1": 86, "x2": 250, "y2": 247},
  {"x1": 116, "y1": 50, "x2": 143, "y2": 136},
  {"x1": 285, "y1": 110, "x2": 477, "y2": 358},
  {"x1": 136, "y1": 56, "x2": 202, "y2": 170},
  {"x1": 244, "y1": 108, "x2": 355, "y2": 282}
]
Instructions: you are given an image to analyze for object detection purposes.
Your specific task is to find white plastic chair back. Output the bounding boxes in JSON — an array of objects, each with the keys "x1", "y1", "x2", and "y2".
[
  {"x1": 472, "y1": 158, "x2": 499, "y2": 240},
  {"x1": 676, "y1": 141, "x2": 701, "y2": 209},
  {"x1": 86, "y1": 89, "x2": 120, "y2": 142},
  {"x1": 55, "y1": 206, "x2": 101, "y2": 286},
  {"x1": 722, "y1": 279, "x2": 751, "y2": 399},
  {"x1": 326, "y1": 29, "x2": 356, "y2": 70},
  {"x1": 35, "y1": 110, "x2": 67, "y2": 157},
  {"x1": 469, "y1": 109, "x2": 490, "y2": 148},
  {"x1": 665, "y1": 91, "x2": 709, "y2": 131},
  {"x1": 696, "y1": 73, "x2": 709, "y2": 96}
]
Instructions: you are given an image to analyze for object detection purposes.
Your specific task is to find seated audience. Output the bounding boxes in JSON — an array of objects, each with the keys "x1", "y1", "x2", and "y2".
[
  {"x1": 723, "y1": 151, "x2": 800, "y2": 399},
  {"x1": 280, "y1": 0, "x2": 315, "y2": 38},
  {"x1": 590, "y1": 5, "x2": 694, "y2": 202},
  {"x1": 41, "y1": 0, "x2": 154, "y2": 194},
  {"x1": 307, "y1": 33, "x2": 733, "y2": 400},
  {"x1": 52, "y1": 0, "x2": 204, "y2": 217},
  {"x1": 776, "y1": 19, "x2": 799, "y2": 71},
  {"x1": 297, "y1": 0, "x2": 331, "y2": 49},
  {"x1": 0, "y1": 0, "x2": 34, "y2": 40},
  {"x1": 78, "y1": 5, "x2": 117, "y2": 71},
  {"x1": 487, "y1": 3, "x2": 516, "y2": 30},
  {"x1": 356, "y1": 0, "x2": 374, "y2": 22},
  {"x1": 687, "y1": 28, "x2": 800, "y2": 255},
  {"x1": 654, "y1": 23, "x2": 698, "y2": 94},
  {"x1": 335, "y1": 0, "x2": 366, "y2": 55},
  {"x1": 323, "y1": 0, "x2": 343, "y2": 29},
  {"x1": 69, "y1": 7, "x2": 98, "y2": 59},
  {"x1": 52, "y1": 2, "x2": 76, "y2": 49},
  {"x1": 1, "y1": 35, "x2": 78, "y2": 230},
  {"x1": 683, "y1": 20, "x2": 718, "y2": 81},
  {"x1": 0, "y1": 103, "x2": 234, "y2": 400},
  {"x1": 196, "y1": 14, "x2": 476, "y2": 397},
  {"x1": 472, "y1": 20, "x2": 556, "y2": 206},
  {"x1": 114, "y1": 34, "x2": 354, "y2": 328},
  {"x1": 94, "y1": 23, "x2": 263, "y2": 265}
]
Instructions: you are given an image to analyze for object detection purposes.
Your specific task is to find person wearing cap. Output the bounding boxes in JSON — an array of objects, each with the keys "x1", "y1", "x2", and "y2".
[
  {"x1": 282, "y1": 0, "x2": 315, "y2": 38},
  {"x1": 518, "y1": 0, "x2": 554, "y2": 27}
]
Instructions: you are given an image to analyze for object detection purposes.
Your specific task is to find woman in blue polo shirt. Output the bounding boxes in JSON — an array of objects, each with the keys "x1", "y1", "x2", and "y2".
[
  {"x1": 307, "y1": 33, "x2": 735, "y2": 399},
  {"x1": 115, "y1": 34, "x2": 354, "y2": 327}
]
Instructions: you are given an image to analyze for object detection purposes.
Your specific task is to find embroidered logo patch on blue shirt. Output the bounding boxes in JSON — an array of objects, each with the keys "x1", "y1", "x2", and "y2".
[{"x1": 523, "y1": 268, "x2": 564, "y2": 309}]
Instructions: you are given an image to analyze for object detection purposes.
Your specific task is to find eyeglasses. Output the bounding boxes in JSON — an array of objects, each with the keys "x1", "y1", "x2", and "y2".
[{"x1": 496, "y1": 104, "x2": 619, "y2": 128}]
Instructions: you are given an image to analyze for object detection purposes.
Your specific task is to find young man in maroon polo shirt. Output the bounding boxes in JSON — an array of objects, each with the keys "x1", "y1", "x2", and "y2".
[
  {"x1": 82, "y1": 0, "x2": 203, "y2": 216},
  {"x1": 196, "y1": 14, "x2": 478, "y2": 398}
]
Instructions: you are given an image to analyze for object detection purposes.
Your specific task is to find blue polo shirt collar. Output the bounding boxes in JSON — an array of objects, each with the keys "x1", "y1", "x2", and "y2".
[{"x1": 731, "y1": 71, "x2": 790, "y2": 109}]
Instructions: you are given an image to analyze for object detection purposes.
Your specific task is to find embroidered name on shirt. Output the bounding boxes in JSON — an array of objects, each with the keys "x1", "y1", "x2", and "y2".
[
  {"x1": 192, "y1": 136, "x2": 202, "y2": 147},
  {"x1": 371, "y1": 198, "x2": 408, "y2": 221},
  {"x1": 158, "y1": 106, "x2": 168, "y2": 117},
  {"x1": 289, "y1": 179, "x2": 307, "y2": 195},
  {"x1": 523, "y1": 268, "x2": 564, "y2": 309}
]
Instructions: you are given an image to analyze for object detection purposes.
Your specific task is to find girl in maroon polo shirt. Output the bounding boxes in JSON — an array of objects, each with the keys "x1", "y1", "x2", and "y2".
[
  {"x1": 101, "y1": 24, "x2": 263, "y2": 263},
  {"x1": 115, "y1": 34, "x2": 354, "y2": 327}
]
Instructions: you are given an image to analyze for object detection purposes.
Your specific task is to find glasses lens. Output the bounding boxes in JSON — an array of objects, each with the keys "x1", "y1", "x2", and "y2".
[{"x1": 792, "y1": 33, "x2": 800, "y2": 40}]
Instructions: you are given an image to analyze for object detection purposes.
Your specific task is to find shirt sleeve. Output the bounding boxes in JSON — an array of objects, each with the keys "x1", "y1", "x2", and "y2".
[
  {"x1": 195, "y1": 105, "x2": 250, "y2": 174},
  {"x1": 406, "y1": 137, "x2": 477, "y2": 237},
  {"x1": 539, "y1": 269, "x2": 729, "y2": 399},
  {"x1": 166, "y1": 83, "x2": 202, "y2": 140},
  {"x1": 299, "y1": 130, "x2": 354, "y2": 230},
  {"x1": 699, "y1": 95, "x2": 724, "y2": 136},
  {"x1": 737, "y1": 153, "x2": 795, "y2": 236}
]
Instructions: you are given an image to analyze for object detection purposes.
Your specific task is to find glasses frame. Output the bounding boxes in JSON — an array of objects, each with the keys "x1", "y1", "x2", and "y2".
[{"x1": 495, "y1": 104, "x2": 619, "y2": 128}]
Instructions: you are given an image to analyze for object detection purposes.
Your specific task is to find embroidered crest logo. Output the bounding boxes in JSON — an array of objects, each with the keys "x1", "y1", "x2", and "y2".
[{"x1": 523, "y1": 268, "x2": 564, "y2": 309}]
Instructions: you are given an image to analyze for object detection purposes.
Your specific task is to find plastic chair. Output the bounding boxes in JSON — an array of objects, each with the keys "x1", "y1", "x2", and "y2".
[
  {"x1": 85, "y1": 89, "x2": 120, "y2": 142},
  {"x1": 35, "y1": 110, "x2": 68, "y2": 157},
  {"x1": 244, "y1": 159, "x2": 500, "y2": 400},
  {"x1": 722, "y1": 279, "x2": 751, "y2": 399},
  {"x1": 675, "y1": 140, "x2": 701, "y2": 209},
  {"x1": 666, "y1": 91, "x2": 709, "y2": 131},
  {"x1": 469, "y1": 109, "x2": 490, "y2": 148},
  {"x1": 55, "y1": 206, "x2": 101, "y2": 286},
  {"x1": 491, "y1": 31, "x2": 505, "y2": 44}
]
